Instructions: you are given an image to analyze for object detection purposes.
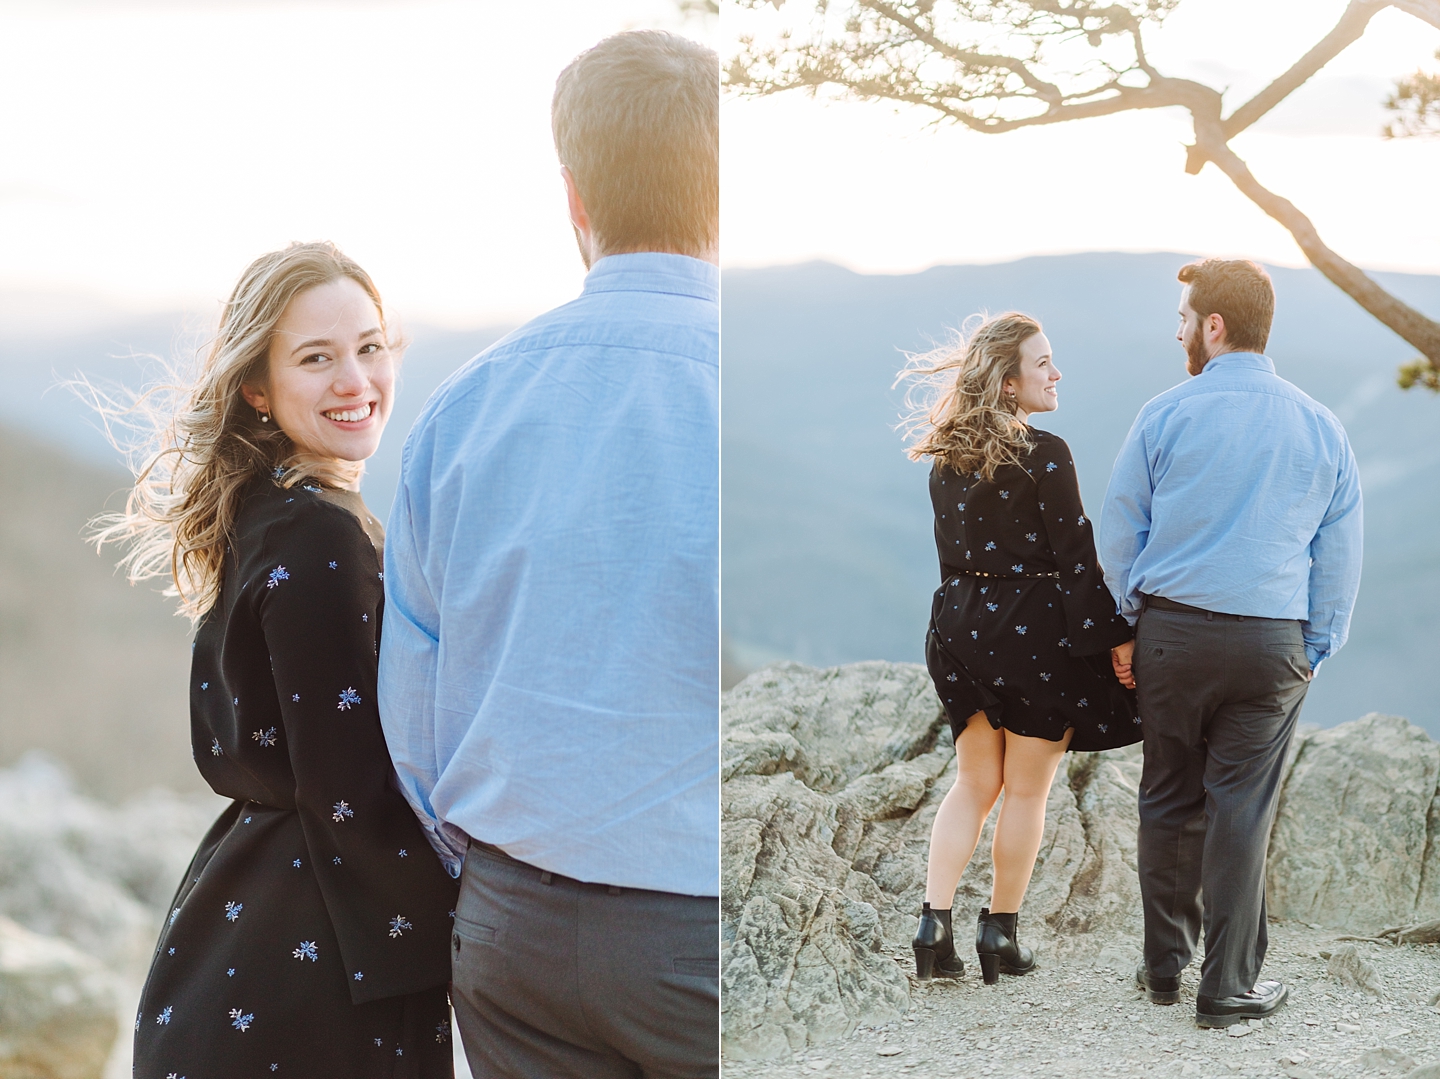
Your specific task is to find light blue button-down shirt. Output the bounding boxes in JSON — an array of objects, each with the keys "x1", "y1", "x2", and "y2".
[
  {"x1": 1098, "y1": 351, "x2": 1362, "y2": 672},
  {"x1": 378, "y1": 253, "x2": 718, "y2": 896}
]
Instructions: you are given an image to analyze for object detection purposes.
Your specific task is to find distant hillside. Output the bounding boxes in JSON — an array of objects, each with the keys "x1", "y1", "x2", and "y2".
[
  {"x1": 722, "y1": 253, "x2": 1440, "y2": 736},
  {"x1": 0, "y1": 306, "x2": 509, "y2": 798}
]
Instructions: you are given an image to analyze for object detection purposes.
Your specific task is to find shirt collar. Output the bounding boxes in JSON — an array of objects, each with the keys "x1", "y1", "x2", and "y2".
[
  {"x1": 581, "y1": 252, "x2": 719, "y2": 304},
  {"x1": 1201, "y1": 351, "x2": 1275, "y2": 375}
]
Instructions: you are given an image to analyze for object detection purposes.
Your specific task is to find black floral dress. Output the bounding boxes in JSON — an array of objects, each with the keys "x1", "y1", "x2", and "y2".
[
  {"x1": 924, "y1": 428, "x2": 1140, "y2": 752},
  {"x1": 133, "y1": 477, "x2": 459, "y2": 1078}
]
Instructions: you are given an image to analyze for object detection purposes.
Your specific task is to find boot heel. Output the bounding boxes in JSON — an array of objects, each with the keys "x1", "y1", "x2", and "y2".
[
  {"x1": 913, "y1": 946, "x2": 936, "y2": 981},
  {"x1": 978, "y1": 952, "x2": 999, "y2": 985}
]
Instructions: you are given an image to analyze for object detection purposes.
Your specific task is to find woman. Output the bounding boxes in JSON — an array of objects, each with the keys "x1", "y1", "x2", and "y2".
[
  {"x1": 900, "y1": 312, "x2": 1137, "y2": 986},
  {"x1": 94, "y1": 243, "x2": 459, "y2": 1073}
]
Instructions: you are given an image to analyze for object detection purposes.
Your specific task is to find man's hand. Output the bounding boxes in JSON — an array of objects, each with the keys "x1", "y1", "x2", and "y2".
[{"x1": 1111, "y1": 640, "x2": 1136, "y2": 689}]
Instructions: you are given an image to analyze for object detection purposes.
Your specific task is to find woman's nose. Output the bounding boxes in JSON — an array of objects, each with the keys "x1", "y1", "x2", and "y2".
[{"x1": 332, "y1": 355, "x2": 368, "y2": 395}]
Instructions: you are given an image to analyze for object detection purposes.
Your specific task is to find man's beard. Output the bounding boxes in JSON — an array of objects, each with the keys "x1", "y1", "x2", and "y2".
[{"x1": 1183, "y1": 323, "x2": 1210, "y2": 375}]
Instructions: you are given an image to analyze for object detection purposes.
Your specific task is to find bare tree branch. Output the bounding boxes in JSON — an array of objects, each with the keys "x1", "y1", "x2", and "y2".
[{"x1": 1222, "y1": 0, "x2": 1387, "y2": 139}]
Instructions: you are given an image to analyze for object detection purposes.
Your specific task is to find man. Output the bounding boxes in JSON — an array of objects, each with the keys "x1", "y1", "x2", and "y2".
[
  {"x1": 378, "y1": 31, "x2": 718, "y2": 1078},
  {"x1": 1099, "y1": 258, "x2": 1362, "y2": 1029}
]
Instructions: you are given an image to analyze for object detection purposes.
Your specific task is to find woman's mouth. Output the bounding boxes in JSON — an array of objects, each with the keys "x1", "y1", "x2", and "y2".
[{"x1": 323, "y1": 402, "x2": 373, "y2": 424}]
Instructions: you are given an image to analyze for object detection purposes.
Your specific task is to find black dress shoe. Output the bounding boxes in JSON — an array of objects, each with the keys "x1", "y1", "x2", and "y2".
[
  {"x1": 975, "y1": 908, "x2": 1035, "y2": 984},
  {"x1": 912, "y1": 903, "x2": 965, "y2": 981},
  {"x1": 1195, "y1": 980, "x2": 1288, "y2": 1028},
  {"x1": 1134, "y1": 966, "x2": 1181, "y2": 1005}
]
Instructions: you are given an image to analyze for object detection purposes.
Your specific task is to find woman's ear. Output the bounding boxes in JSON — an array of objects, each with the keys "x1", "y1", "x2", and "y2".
[{"x1": 240, "y1": 383, "x2": 269, "y2": 413}]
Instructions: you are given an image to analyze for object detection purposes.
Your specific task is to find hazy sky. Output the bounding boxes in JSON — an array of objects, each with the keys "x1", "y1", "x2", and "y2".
[
  {"x1": 722, "y1": 0, "x2": 1440, "y2": 277},
  {"x1": 0, "y1": 0, "x2": 708, "y2": 330}
]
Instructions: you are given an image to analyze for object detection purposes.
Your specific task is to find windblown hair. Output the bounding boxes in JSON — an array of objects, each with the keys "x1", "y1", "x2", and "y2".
[
  {"x1": 552, "y1": 30, "x2": 718, "y2": 257},
  {"x1": 898, "y1": 312, "x2": 1043, "y2": 481},
  {"x1": 84, "y1": 241, "x2": 395, "y2": 621}
]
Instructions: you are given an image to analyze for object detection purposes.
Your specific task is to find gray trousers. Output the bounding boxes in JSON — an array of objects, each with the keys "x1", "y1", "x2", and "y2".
[
  {"x1": 1134, "y1": 600, "x2": 1310, "y2": 999},
  {"x1": 451, "y1": 841, "x2": 719, "y2": 1079}
]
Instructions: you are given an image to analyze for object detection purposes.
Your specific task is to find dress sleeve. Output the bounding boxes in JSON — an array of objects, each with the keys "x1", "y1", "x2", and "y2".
[
  {"x1": 1032, "y1": 437, "x2": 1132, "y2": 658},
  {"x1": 254, "y1": 499, "x2": 458, "y2": 1004}
]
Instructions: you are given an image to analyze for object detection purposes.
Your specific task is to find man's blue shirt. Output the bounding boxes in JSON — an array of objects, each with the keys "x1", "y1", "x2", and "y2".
[
  {"x1": 378, "y1": 253, "x2": 718, "y2": 896},
  {"x1": 1098, "y1": 351, "x2": 1362, "y2": 672}
]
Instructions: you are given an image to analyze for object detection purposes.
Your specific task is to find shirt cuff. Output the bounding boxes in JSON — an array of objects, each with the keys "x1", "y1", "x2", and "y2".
[{"x1": 1304, "y1": 645, "x2": 1324, "y2": 673}]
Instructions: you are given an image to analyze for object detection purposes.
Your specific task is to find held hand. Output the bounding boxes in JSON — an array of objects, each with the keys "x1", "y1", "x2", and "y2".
[{"x1": 1111, "y1": 641, "x2": 1136, "y2": 690}]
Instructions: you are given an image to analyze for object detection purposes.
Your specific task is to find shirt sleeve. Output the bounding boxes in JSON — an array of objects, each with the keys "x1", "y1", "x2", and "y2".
[
  {"x1": 256, "y1": 500, "x2": 458, "y2": 1004},
  {"x1": 1033, "y1": 436, "x2": 1131, "y2": 657},
  {"x1": 1098, "y1": 412, "x2": 1153, "y2": 626},
  {"x1": 1302, "y1": 430, "x2": 1363, "y2": 672},
  {"x1": 377, "y1": 461, "x2": 465, "y2": 878}
]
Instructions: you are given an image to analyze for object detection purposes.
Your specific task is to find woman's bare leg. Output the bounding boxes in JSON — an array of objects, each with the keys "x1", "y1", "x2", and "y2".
[
  {"x1": 924, "y1": 711, "x2": 1004, "y2": 908},
  {"x1": 990, "y1": 727, "x2": 1073, "y2": 911}
]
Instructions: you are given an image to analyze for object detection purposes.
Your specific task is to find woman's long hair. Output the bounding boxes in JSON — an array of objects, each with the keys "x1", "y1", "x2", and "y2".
[
  {"x1": 82, "y1": 241, "x2": 398, "y2": 622},
  {"x1": 898, "y1": 311, "x2": 1042, "y2": 481}
]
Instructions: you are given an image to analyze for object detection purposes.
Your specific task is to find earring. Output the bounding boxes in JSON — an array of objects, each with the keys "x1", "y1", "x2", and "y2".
[{"x1": 257, "y1": 409, "x2": 270, "y2": 424}]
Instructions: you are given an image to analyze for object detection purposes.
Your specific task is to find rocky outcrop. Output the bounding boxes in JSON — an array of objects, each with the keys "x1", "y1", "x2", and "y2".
[
  {"x1": 0, "y1": 916, "x2": 118, "y2": 1079},
  {"x1": 1267, "y1": 713, "x2": 1440, "y2": 929},
  {"x1": 721, "y1": 661, "x2": 1440, "y2": 1060},
  {"x1": 0, "y1": 752, "x2": 225, "y2": 1072}
]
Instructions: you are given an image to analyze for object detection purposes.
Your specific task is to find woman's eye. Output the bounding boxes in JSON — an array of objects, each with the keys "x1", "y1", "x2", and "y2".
[
  {"x1": 301, "y1": 352, "x2": 329, "y2": 365},
  {"x1": 359, "y1": 342, "x2": 382, "y2": 355}
]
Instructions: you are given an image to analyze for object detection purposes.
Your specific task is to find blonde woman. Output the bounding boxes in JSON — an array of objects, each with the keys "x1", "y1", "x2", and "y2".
[
  {"x1": 96, "y1": 243, "x2": 458, "y2": 1073},
  {"x1": 901, "y1": 312, "x2": 1137, "y2": 985}
]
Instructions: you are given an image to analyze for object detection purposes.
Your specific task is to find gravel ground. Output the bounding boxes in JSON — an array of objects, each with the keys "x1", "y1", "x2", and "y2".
[{"x1": 722, "y1": 924, "x2": 1440, "y2": 1079}]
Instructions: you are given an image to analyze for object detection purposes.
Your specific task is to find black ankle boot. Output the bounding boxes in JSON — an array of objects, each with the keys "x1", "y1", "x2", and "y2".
[
  {"x1": 975, "y1": 907, "x2": 1036, "y2": 984},
  {"x1": 912, "y1": 903, "x2": 965, "y2": 981}
]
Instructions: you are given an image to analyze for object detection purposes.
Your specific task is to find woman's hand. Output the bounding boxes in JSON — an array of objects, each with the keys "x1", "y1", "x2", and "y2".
[{"x1": 1111, "y1": 641, "x2": 1136, "y2": 689}]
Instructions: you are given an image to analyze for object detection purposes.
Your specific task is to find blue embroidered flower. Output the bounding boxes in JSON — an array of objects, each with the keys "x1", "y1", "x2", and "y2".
[
  {"x1": 1015, "y1": 625, "x2": 1028, "y2": 635},
  {"x1": 229, "y1": 1008, "x2": 254, "y2": 1032},
  {"x1": 1078, "y1": 698, "x2": 1089, "y2": 708},
  {"x1": 169, "y1": 907, "x2": 180, "y2": 925},
  {"x1": 1012, "y1": 564, "x2": 1024, "y2": 573},
  {"x1": 992, "y1": 677, "x2": 1005, "y2": 687},
  {"x1": 224, "y1": 901, "x2": 243, "y2": 922},
  {"x1": 1077, "y1": 515, "x2": 1086, "y2": 526},
  {"x1": 354, "y1": 971, "x2": 364, "y2": 981},
  {"x1": 293, "y1": 940, "x2": 319, "y2": 962},
  {"x1": 1059, "y1": 638, "x2": 1070, "y2": 648},
  {"x1": 1040, "y1": 672, "x2": 1052, "y2": 681},
  {"x1": 252, "y1": 727, "x2": 277, "y2": 748},
  {"x1": 986, "y1": 603, "x2": 998, "y2": 612},
  {"x1": 1074, "y1": 563, "x2": 1086, "y2": 575},
  {"x1": 1024, "y1": 533, "x2": 1037, "y2": 543},
  {"x1": 1099, "y1": 723, "x2": 1109, "y2": 733},
  {"x1": 1082, "y1": 618, "x2": 1095, "y2": 629},
  {"x1": 361, "y1": 613, "x2": 369, "y2": 622},
  {"x1": 436, "y1": 1018, "x2": 451, "y2": 1043},
  {"x1": 272, "y1": 466, "x2": 285, "y2": 479},
  {"x1": 1045, "y1": 461, "x2": 1057, "y2": 472},
  {"x1": 292, "y1": 693, "x2": 300, "y2": 702},
  {"x1": 200, "y1": 681, "x2": 208, "y2": 690},
  {"x1": 985, "y1": 541, "x2": 997, "y2": 551},
  {"x1": 227, "y1": 968, "x2": 235, "y2": 977},
  {"x1": 999, "y1": 490, "x2": 1010, "y2": 500},
  {"x1": 333, "y1": 856, "x2": 342, "y2": 865},
  {"x1": 292, "y1": 858, "x2": 302, "y2": 868},
  {"x1": 388, "y1": 915, "x2": 413, "y2": 938},
  {"x1": 328, "y1": 561, "x2": 338, "y2": 569},
  {"x1": 332, "y1": 801, "x2": 353, "y2": 822},
  {"x1": 211, "y1": 739, "x2": 223, "y2": 757},
  {"x1": 946, "y1": 672, "x2": 958, "y2": 682},
  {"x1": 398, "y1": 849, "x2": 408, "y2": 858},
  {"x1": 971, "y1": 630, "x2": 978, "y2": 639},
  {"x1": 337, "y1": 687, "x2": 362, "y2": 711},
  {"x1": 965, "y1": 550, "x2": 972, "y2": 559},
  {"x1": 156, "y1": 1005, "x2": 172, "y2": 1024},
  {"x1": 266, "y1": 565, "x2": 290, "y2": 590}
]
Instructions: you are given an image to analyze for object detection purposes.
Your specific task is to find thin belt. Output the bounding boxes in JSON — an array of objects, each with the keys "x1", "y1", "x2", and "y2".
[
  {"x1": 468, "y1": 839, "x2": 628, "y2": 895},
  {"x1": 1143, "y1": 594, "x2": 1250, "y2": 620},
  {"x1": 954, "y1": 569, "x2": 1061, "y2": 581}
]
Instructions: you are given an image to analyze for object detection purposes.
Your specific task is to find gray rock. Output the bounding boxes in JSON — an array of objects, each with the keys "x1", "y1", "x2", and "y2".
[
  {"x1": 1403, "y1": 1065, "x2": 1440, "y2": 1079},
  {"x1": 1326, "y1": 943, "x2": 1386, "y2": 998},
  {"x1": 723, "y1": 662, "x2": 1157, "y2": 1058},
  {"x1": 0, "y1": 752, "x2": 224, "y2": 978},
  {"x1": 1267, "y1": 714, "x2": 1440, "y2": 929},
  {"x1": 723, "y1": 663, "x2": 1440, "y2": 1060},
  {"x1": 1353, "y1": 1046, "x2": 1417, "y2": 1072},
  {"x1": 0, "y1": 915, "x2": 118, "y2": 1079}
]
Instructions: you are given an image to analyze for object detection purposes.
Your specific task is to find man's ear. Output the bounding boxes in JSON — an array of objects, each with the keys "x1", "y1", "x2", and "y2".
[{"x1": 1207, "y1": 312, "x2": 1227, "y2": 346}]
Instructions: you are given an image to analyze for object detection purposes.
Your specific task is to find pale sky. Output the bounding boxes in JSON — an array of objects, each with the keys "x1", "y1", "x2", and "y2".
[
  {"x1": 722, "y1": 0, "x2": 1440, "y2": 277},
  {"x1": 0, "y1": 0, "x2": 711, "y2": 330}
]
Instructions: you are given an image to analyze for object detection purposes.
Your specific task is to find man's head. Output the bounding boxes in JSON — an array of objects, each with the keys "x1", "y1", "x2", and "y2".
[
  {"x1": 1175, "y1": 258, "x2": 1275, "y2": 376},
  {"x1": 552, "y1": 31, "x2": 718, "y2": 268}
]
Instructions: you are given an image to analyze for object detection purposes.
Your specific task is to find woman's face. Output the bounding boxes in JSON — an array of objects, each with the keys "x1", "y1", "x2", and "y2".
[
  {"x1": 242, "y1": 276, "x2": 395, "y2": 464},
  {"x1": 1004, "y1": 332, "x2": 1060, "y2": 417}
]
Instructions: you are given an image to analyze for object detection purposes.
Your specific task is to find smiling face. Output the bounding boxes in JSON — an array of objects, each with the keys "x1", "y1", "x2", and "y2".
[
  {"x1": 241, "y1": 276, "x2": 394, "y2": 469},
  {"x1": 1002, "y1": 331, "x2": 1060, "y2": 419}
]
